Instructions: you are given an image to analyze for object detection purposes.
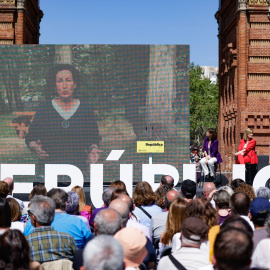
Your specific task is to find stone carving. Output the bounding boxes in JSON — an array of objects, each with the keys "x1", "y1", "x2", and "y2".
[
  {"x1": 249, "y1": 0, "x2": 268, "y2": 4},
  {"x1": 238, "y1": 0, "x2": 248, "y2": 10},
  {"x1": 17, "y1": 0, "x2": 25, "y2": 9},
  {"x1": 0, "y1": 0, "x2": 15, "y2": 4}
]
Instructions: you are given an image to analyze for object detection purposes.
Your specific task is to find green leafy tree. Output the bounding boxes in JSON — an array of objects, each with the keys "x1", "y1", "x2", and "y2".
[{"x1": 190, "y1": 63, "x2": 219, "y2": 148}]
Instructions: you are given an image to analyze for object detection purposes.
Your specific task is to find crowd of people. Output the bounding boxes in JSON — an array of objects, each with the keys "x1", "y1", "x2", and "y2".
[{"x1": 0, "y1": 175, "x2": 269, "y2": 270}]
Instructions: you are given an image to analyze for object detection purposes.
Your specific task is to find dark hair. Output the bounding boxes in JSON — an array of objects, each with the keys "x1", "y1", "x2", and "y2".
[
  {"x1": 160, "y1": 175, "x2": 174, "y2": 188},
  {"x1": 230, "y1": 178, "x2": 244, "y2": 191},
  {"x1": 29, "y1": 184, "x2": 47, "y2": 201},
  {"x1": 109, "y1": 180, "x2": 128, "y2": 195},
  {"x1": 207, "y1": 128, "x2": 217, "y2": 140},
  {"x1": 133, "y1": 182, "x2": 156, "y2": 207},
  {"x1": 214, "y1": 228, "x2": 253, "y2": 270},
  {"x1": 6, "y1": 198, "x2": 21, "y2": 222},
  {"x1": 0, "y1": 229, "x2": 31, "y2": 270},
  {"x1": 252, "y1": 210, "x2": 270, "y2": 227},
  {"x1": 47, "y1": 188, "x2": 68, "y2": 211},
  {"x1": 47, "y1": 64, "x2": 80, "y2": 98},
  {"x1": 110, "y1": 189, "x2": 128, "y2": 202},
  {"x1": 0, "y1": 198, "x2": 11, "y2": 228},
  {"x1": 230, "y1": 192, "x2": 250, "y2": 216},
  {"x1": 155, "y1": 185, "x2": 172, "y2": 209},
  {"x1": 221, "y1": 216, "x2": 253, "y2": 237}
]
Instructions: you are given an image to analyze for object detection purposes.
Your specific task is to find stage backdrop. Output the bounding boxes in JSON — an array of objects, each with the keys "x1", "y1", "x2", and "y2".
[{"x1": 0, "y1": 45, "x2": 190, "y2": 184}]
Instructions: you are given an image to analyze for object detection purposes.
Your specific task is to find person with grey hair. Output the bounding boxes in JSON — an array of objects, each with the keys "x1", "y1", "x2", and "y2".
[
  {"x1": 213, "y1": 190, "x2": 231, "y2": 224},
  {"x1": 90, "y1": 188, "x2": 114, "y2": 227},
  {"x1": 81, "y1": 235, "x2": 123, "y2": 270},
  {"x1": 23, "y1": 188, "x2": 91, "y2": 249},
  {"x1": 66, "y1": 191, "x2": 90, "y2": 230},
  {"x1": 218, "y1": 185, "x2": 234, "y2": 197},
  {"x1": 256, "y1": 186, "x2": 270, "y2": 200},
  {"x1": 25, "y1": 195, "x2": 77, "y2": 263}
]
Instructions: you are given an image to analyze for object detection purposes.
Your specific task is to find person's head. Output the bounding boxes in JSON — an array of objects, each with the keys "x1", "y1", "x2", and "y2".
[
  {"x1": 206, "y1": 128, "x2": 217, "y2": 140},
  {"x1": 230, "y1": 192, "x2": 251, "y2": 216},
  {"x1": 94, "y1": 208, "x2": 122, "y2": 236},
  {"x1": 71, "y1": 185, "x2": 86, "y2": 212},
  {"x1": 66, "y1": 191, "x2": 79, "y2": 214},
  {"x1": 243, "y1": 128, "x2": 253, "y2": 141},
  {"x1": 218, "y1": 186, "x2": 234, "y2": 197},
  {"x1": 165, "y1": 189, "x2": 180, "y2": 210},
  {"x1": 47, "y1": 188, "x2": 68, "y2": 211},
  {"x1": 82, "y1": 235, "x2": 124, "y2": 270},
  {"x1": 230, "y1": 178, "x2": 244, "y2": 191},
  {"x1": 102, "y1": 188, "x2": 115, "y2": 207},
  {"x1": 118, "y1": 194, "x2": 134, "y2": 213},
  {"x1": 213, "y1": 190, "x2": 230, "y2": 210},
  {"x1": 0, "y1": 229, "x2": 30, "y2": 270},
  {"x1": 181, "y1": 217, "x2": 208, "y2": 247},
  {"x1": 161, "y1": 198, "x2": 187, "y2": 245},
  {"x1": 0, "y1": 181, "x2": 9, "y2": 198},
  {"x1": 186, "y1": 197, "x2": 218, "y2": 230},
  {"x1": 29, "y1": 195, "x2": 56, "y2": 227},
  {"x1": 48, "y1": 64, "x2": 80, "y2": 99},
  {"x1": 180, "y1": 179, "x2": 197, "y2": 200},
  {"x1": 110, "y1": 189, "x2": 128, "y2": 202},
  {"x1": 29, "y1": 184, "x2": 47, "y2": 201},
  {"x1": 0, "y1": 198, "x2": 11, "y2": 229},
  {"x1": 256, "y1": 187, "x2": 270, "y2": 200},
  {"x1": 203, "y1": 182, "x2": 216, "y2": 198},
  {"x1": 235, "y1": 183, "x2": 256, "y2": 202},
  {"x1": 114, "y1": 227, "x2": 147, "y2": 268},
  {"x1": 155, "y1": 184, "x2": 172, "y2": 209},
  {"x1": 2, "y1": 177, "x2": 13, "y2": 195},
  {"x1": 221, "y1": 216, "x2": 253, "y2": 237},
  {"x1": 213, "y1": 228, "x2": 253, "y2": 270},
  {"x1": 109, "y1": 199, "x2": 130, "y2": 228},
  {"x1": 109, "y1": 180, "x2": 128, "y2": 194},
  {"x1": 160, "y1": 175, "x2": 174, "y2": 188},
  {"x1": 250, "y1": 197, "x2": 270, "y2": 227},
  {"x1": 6, "y1": 198, "x2": 21, "y2": 222},
  {"x1": 133, "y1": 182, "x2": 156, "y2": 207}
]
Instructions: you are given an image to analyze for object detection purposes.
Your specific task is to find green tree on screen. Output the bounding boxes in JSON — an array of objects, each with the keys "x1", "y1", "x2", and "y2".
[{"x1": 190, "y1": 63, "x2": 219, "y2": 147}]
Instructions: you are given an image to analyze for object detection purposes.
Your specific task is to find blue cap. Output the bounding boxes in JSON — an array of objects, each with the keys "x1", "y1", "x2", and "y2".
[{"x1": 250, "y1": 197, "x2": 270, "y2": 217}]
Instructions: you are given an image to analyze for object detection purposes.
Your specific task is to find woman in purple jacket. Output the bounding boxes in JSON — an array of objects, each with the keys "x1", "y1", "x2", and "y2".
[{"x1": 200, "y1": 128, "x2": 222, "y2": 180}]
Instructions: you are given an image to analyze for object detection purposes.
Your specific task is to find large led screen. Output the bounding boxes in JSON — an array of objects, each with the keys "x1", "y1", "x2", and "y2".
[{"x1": 0, "y1": 45, "x2": 189, "y2": 184}]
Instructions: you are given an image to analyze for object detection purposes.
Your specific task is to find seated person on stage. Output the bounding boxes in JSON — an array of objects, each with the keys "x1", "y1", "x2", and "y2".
[
  {"x1": 235, "y1": 128, "x2": 258, "y2": 165},
  {"x1": 200, "y1": 128, "x2": 222, "y2": 180}
]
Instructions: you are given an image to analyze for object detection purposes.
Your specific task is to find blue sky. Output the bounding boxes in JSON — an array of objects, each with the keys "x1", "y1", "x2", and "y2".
[{"x1": 39, "y1": 0, "x2": 219, "y2": 67}]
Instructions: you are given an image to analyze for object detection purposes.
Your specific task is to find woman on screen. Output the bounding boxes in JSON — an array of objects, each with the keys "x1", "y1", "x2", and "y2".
[
  {"x1": 200, "y1": 128, "x2": 222, "y2": 180},
  {"x1": 25, "y1": 64, "x2": 100, "y2": 176},
  {"x1": 235, "y1": 128, "x2": 258, "y2": 164}
]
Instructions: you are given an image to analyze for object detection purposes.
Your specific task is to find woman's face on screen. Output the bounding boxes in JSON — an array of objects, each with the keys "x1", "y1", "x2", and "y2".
[{"x1": 55, "y1": 70, "x2": 76, "y2": 100}]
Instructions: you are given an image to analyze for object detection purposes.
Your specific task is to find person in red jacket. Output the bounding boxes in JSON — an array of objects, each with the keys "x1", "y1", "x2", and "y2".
[{"x1": 235, "y1": 128, "x2": 258, "y2": 164}]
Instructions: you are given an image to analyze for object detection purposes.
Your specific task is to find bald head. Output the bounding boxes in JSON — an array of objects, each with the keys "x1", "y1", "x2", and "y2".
[
  {"x1": 2, "y1": 177, "x2": 13, "y2": 194},
  {"x1": 118, "y1": 194, "x2": 133, "y2": 212},
  {"x1": 109, "y1": 199, "x2": 130, "y2": 228},
  {"x1": 94, "y1": 208, "x2": 122, "y2": 236},
  {"x1": 161, "y1": 175, "x2": 174, "y2": 188},
  {"x1": 203, "y1": 182, "x2": 216, "y2": 198},
  {"x1": 165, "y1": 190, "x2": 179, "y2": 210}
]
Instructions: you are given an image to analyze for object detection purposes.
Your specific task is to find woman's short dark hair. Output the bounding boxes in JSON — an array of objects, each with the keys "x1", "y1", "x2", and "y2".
[
  {"x1": 207, "y1": 128, "x2": 217, "y2": 140},
  {"x1": 47, "y1": 188, "x2": 68, "y2": 211},
  {"x1": 47, "y1": 64, "x2": 80, "y2": 98},
  {"x1": 29, "y1": 184, "x2": 47, "y2": 201},
  {"x1": 133, "y1": 182, "x2": 156, "y2": 207},
  {"x1": 230, "y1": 178, "x2": 244, "y2": 191},
  {"x1": 0, "y1": 198, "x2": 11, "y2": 228},
  {"x1": 6, "y1": 198, "x2": 21, "y2": 222},
  {"x1": 0, "y1": 229, "x2": 30, "y2": 270}
]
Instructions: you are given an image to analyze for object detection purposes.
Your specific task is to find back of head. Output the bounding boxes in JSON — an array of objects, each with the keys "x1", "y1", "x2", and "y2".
[
  {"x1": 181, "y1": 179, "x2": 197, "y2": 199},
  {"x1": 160, "y1": 175, "x2": 174, "y2": 188},
  {"x1": 83, "y1": 235, "x2": 123, "y2": 270},
  {"x1": 6, "y1": 198, "x2": 21, "y2": 222},
  {"x1": 110, "y1": 189, "x2": 128, "y2": 202},
  {"x1": 235, "y1": 183, "x2": 256, "y2": 202},
  {"x1": 66, "y1": 191, "x2": 79, "y2": 214},
  {"x1": 250, "y1": 197, "x2": 270, "y2": 227},
  {"x1": 230, "y1": 178, "x2": 244, "y2": 191},
  {"x1": 214, "y1": 228, "x2": 253, "y2": 270},
  {"x1": 47, "y1": 188, "x2": 68, "y2": 211},
  {"x1": 165, "y1": 189, "x2": 179, "y2": 210},
  {"x1": 230, "y1": 192, "x2": 250, "y2": 216},
  {"x1": 0, "y1": 198, "x2": 11, "y2": 228},
  {"x1": 102, "y1": 188, "x2": 115, "y2": 207},
  {"x1": 133, "y1": 181, "x2": 156, "y2": 206},
  {"x1": 203, "y1": 182, "x2": 216, "y2": 198},
  {"x1": 109, "y1": 199, "x2": 129, "y2": 228},
  {"x1": 155, "y1": 184, "x2": 172, "y2": 209},
  {"x1": 95, "y1": 208, "x2": 122, "y2": 235},
  {"x1": 30, "y1": 195, "x2": 56, "y2": 226},
  {"x1": 256, "y1": 187, "x2": 270, "y2": 200},
  {"x1": 0, "y1": 229, "x2": 30, "y2": 270},
  {"x1": 29, "y1": 184, "x2": 47, "y2": 201},
  {"x1": 72, "y1": 185, "x2": 86, "y2": 212},
  {"x1": 118, "y1": 194, "x2": 133, "y2": 213},
  {"x1": 213, "y1": 190, "x2": 230, "y2": 209},
  {"x1": 109, "y1": 180, "x2": 128, "y2": 194},
  {"x1": 218, "y1": 186, "x2": 234, "y2": 197},
  {"x1": 0, "y1": 181, "x2": 9, "y2": 199},
  {"x1": 2, "y1": 177, "x2": 13, "y2": 194}
]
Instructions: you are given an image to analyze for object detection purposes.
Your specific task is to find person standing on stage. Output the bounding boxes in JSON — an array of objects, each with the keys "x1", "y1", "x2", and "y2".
[
  {"x1": 200, "y1": 128, "x2": 222, "y2": 181},
  {"x1": 235, "y1": 128, "x2": 258, "y2": 165}
]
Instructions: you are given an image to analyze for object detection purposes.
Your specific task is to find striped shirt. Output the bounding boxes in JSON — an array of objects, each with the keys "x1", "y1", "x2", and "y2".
[{"x1": 26, "y1": 226, "x2": 77, "y2": 263}]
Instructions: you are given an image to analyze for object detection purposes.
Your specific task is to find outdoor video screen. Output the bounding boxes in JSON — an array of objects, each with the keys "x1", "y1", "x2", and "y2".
[{"x1": 0, "y1": 45, "x2": 189, "y2": 183}]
